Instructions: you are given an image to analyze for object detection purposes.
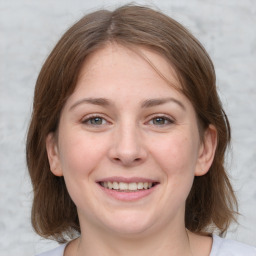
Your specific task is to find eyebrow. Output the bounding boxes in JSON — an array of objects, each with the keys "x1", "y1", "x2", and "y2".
[
  {"x1": 69, "y1": 97, "x2": 186, "y2": 111},
  {"x1": 141, "y1": 97, "x2": 186, "y2": 110},
  {"x1": 69, "y1": 98, "x2": 111, "y2": 111}
]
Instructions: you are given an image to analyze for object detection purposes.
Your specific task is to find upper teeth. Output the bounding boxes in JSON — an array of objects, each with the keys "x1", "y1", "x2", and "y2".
[{"x1": 101, "y1": 181, "x2": 153, "y2": 191}]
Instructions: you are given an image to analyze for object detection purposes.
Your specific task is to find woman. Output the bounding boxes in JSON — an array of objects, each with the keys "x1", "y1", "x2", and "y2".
[{"x1": 26, "y1": 4, "x2": 256, "y2": 256}]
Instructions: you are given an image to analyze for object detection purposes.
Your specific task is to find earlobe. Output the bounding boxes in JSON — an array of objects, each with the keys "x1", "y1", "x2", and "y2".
[
  {"x1": 195, "y1": 124, "x2": 217, "y2": 176},
  {"x1": 45, "y1": 132, "x2": 63, "y2": 177}
]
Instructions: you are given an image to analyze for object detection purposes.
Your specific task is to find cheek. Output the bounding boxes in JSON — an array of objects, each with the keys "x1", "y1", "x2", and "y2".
[
  {"x1": 57, "y1": 131, "x2": 109, "y2": 206},
  {"x1": 149, "y1": 134, "x2": 198, "y2": 174},
  {"x1": 58, "y1": 130, "x2": 108, "y2": 177},
  {"x1": 146, "y1": 134, "x2": 198, "y2": 219}
]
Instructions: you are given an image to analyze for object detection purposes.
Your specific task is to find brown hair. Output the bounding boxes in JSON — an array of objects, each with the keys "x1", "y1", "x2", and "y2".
[{"x1": 26, "y1": 4, "x2": 237, "y2": 243}]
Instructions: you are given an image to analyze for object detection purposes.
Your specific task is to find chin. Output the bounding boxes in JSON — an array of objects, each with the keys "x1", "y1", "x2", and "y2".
[{"x1": 100, "y1": 210, "x2": 156, "y2": 236}]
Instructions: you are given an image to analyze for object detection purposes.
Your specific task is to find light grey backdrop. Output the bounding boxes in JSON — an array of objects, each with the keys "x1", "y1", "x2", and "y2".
[{"x1": 0, "y1": 0, "x2": 255, "y2": 255}]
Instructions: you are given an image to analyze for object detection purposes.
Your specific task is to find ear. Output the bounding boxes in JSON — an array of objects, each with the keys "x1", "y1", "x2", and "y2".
[
  {"x1": 195, "y1": 124, "x2": 217, "y2": 176},
  {"x1": 45, "y1": 132, "x2": 63, "y2": 176}
]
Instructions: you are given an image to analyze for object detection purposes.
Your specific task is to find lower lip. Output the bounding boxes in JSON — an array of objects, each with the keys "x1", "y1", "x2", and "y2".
[{"x1": 98, "y1": 184, "x2": 158, "y2": 201}]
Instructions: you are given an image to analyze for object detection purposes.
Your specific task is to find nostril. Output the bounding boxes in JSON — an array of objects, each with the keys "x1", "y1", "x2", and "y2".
[{"x1": 112, "y1": 157, "x2": 142, "y2": 165}]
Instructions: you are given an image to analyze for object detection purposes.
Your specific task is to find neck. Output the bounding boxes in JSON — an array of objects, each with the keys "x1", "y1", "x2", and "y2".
[{"x1": 76, "y1": 224, "x2": 193, "y2": 256}]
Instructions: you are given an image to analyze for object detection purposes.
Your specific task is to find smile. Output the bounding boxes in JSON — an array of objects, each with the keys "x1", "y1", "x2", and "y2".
[
  {"x1": 97, "y1": 177, "x2": 159, "y2": 201},
  {"x1": 99, "y1": 181, "x2": 157, "y2": 191}
]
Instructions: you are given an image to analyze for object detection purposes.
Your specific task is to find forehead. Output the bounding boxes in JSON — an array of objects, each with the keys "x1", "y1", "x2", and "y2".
[
  {"x1": 76, "y1": 43, "x2": 181, "y2": 91},
  {"x1": 61, "y1": 42, "x2": 197, "y2": 125},
  {"x1": 62, "y1": 43, "x2": 193, "y2": 112}
]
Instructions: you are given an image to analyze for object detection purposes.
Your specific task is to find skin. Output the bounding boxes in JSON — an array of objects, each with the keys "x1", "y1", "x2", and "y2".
[{"x1": 46, "y1": 43, "x2": 216, "y2": 256}]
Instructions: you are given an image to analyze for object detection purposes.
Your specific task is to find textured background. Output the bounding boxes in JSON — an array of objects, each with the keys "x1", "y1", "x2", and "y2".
[{"x1": 0, "y1": 0, "x2": 256, "y2": 255}]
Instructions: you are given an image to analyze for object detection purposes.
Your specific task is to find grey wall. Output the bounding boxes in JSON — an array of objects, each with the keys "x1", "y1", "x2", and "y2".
[{"x1": 0, "y1": 0, "x2": 255, "y2": 255}]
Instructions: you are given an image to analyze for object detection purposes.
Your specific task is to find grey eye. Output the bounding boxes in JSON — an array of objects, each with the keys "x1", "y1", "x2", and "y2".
[
  {"x1": 82, "y1": 116, "x2": 107, "y2": 126},
  {"x1": 89, "y1": 117, "x2": 104, "y2": 125},
  {"x1": 151, "y1": 117, "x2": 172, "y2": 125},
  {"x1": 153, "y1": 117, "x2": 166, "y2": 125}
]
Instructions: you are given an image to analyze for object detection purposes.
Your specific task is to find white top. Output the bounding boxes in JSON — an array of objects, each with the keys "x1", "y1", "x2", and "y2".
[{"x1": 36, "y1": 235, "x2": 256, "y2": 256}]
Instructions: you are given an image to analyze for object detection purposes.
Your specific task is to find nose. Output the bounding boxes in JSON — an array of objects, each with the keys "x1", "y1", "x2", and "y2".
[{"x1": 108, "y1": 122, "x2": 147, "y2": 167}]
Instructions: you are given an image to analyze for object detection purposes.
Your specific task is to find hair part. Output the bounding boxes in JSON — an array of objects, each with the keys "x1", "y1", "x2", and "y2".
[{"x1": 26, "y1": 4, "x2": 237, "y2": 243}]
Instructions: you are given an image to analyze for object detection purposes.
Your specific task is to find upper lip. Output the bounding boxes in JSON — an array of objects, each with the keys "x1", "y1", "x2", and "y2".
[{"x1": 96, "y1": 176, "x2": 159, "y2": 183}]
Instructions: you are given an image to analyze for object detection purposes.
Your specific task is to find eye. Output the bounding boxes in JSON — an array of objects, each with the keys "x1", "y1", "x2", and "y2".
[
  {"x1": 149, "y1": 116, "x2": 174, "y2": 126},
  {"x1": 82, "y1": 116, "x2": 107, "y2": 126}
]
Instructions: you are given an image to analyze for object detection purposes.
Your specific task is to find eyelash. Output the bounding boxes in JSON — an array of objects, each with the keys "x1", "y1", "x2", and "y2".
[
  {"x1": 81, "y1": 114, "x2": 174, "y2": 127},
  {"x1": 81, "y1": 114, "x2": 109, "y2": 126},
  {"x1": 147, "y1": 115, "x2": 175, "y2": 126}
]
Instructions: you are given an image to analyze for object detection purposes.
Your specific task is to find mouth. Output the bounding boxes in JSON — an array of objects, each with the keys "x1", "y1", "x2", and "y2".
[
  {"x1": 98, "y1": 181, "x2": 159, "y2": 192},
  {"x1": 96, "y1": 177, "x2": 160, "y2": 201}
]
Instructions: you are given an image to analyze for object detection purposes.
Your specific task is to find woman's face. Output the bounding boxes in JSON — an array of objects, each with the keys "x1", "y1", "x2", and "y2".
[{"x1": 46, "y1": 44, "x2": 215, "y2": 237}]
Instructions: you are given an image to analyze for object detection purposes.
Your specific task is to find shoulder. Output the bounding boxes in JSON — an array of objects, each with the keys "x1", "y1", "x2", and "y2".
[
  {"x1": 211, "y1": 234, "x2": 256, "y2": 256},
  {"x1": 36, "y1": 244, "x2": 67, "y2": 256}
]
